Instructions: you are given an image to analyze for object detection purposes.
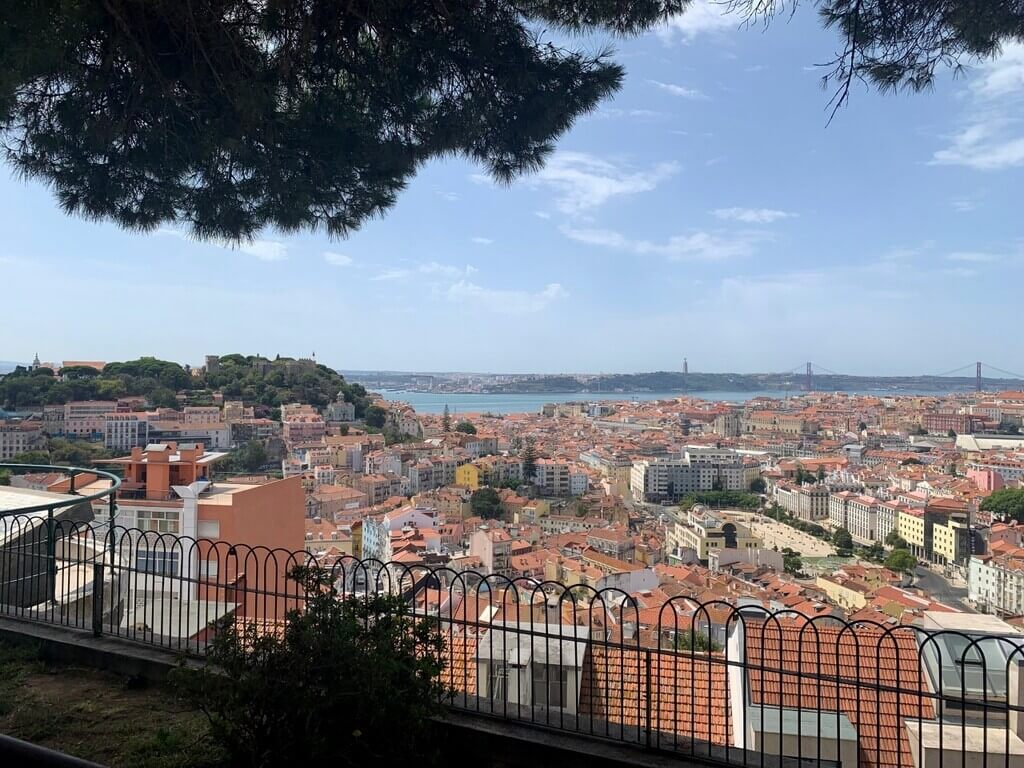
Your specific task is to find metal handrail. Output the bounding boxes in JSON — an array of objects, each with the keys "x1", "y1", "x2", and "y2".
[{"x1": 0, "y1": 463, "x2": 121, "y2": 515}]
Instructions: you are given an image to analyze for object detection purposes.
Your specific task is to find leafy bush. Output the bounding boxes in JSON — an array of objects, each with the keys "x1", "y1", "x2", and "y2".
[{"x1": 176, "y1": 567, "x2": 448, "y2": 767}]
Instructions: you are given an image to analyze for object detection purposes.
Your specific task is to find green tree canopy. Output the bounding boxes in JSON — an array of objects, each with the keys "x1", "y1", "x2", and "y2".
[
  {"x1": 832, "y1": 527, "x2": 854, "y2": 552},
  {"x1": 454, "y1": 420, "x2": 477, "y2": 435},
  {"x1": 673, "y1": 629, "x2": 721, "y2": 653},
  {"x1": 364, "y1": 405, "x2": 387, "y2": 429},
  {"x1": 885, "y1": 548, "x2": 917, "y2": 574},
  {"x1": 470, "y1": 486, "x2": 503, "y2": 520},
  {"x1": 3, "y1": 2, "x2": 1018, "y2": 239},
  {"x1": 980, "y1": 488, "x2": 1024, "y2": 523},
  {"x1": 885, "y1": 530, "x2": 909, "y2": 549},
  {"x1": 174, "y1": 566, "x2": 446, "y2": 765},
  {"x1": 0, "y1": 1, "x2": 684, "y2": 241}
]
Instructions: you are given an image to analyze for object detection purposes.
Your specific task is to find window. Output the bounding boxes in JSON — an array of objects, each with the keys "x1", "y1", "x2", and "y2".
[
  {"x1": 489, "y1": 662, "x2": 508, "y2": 702},
  {"x1": 197, "y1": 520, "x2": 220, "y2": 539},
  {"x1": 532, "y1": 664, "x2": 569, "y2": 708},
  {"x1": 136, "y1": 508, "x2": 180, "y2": 534},
  {"x1": 199, "y1": 558, "x2": 219, "y2": 579},
  {"x1": 135, "y1": 550, "x2": 180, "y2": 576}
]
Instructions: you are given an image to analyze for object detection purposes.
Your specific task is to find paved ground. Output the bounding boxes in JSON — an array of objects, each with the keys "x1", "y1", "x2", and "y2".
[
  {"x1": 724, "y1": 511, "x2": 836, "y2": 557},
  {"x1": 913, "y1": 566, "x2": 976, "y2": 612}
]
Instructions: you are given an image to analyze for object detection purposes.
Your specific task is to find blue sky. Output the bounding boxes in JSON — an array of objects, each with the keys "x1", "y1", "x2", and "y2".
[{"x1": 3, "y1": 4, "x2": 1022, "y2": 376}]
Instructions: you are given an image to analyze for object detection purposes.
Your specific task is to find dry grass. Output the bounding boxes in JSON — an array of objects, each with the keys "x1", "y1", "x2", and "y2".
[{"x1": 0, "y1": 642, "x2": 222, "y2": 767}]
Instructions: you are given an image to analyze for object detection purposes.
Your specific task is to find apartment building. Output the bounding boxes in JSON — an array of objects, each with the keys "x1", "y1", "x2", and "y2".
[
  {"x1": 282, "y1": 414, "x2": 326, "y2": 445},
  {"x1": 922, "y1": 412, "x2": 984, "y2": 435},
  {"x1": 469, "y1": 526, "x2": 514, "y2": 576},
  {"x1": 533, "y1": 458, "x2": 571, "y2": 497},
  {"x1": 361, "y1": 505, "x2": 440, "y2": 562},
  {"x1": 630, "y1": 447, "x2": 745, "y2": 503},
  {"x1": 103, "y1": 413, "x2": 150, "y2": 451},
  {"x1": 64, "y1": 400, "x2": 118, "y2": 438},
  {"x1": 742, "y1": 411, "x2": 819, "y2": 435},
  {"x1": 86, "y1": 442, "x2": 304, "y2": 616},
  {"x1": 846, "y1": 495, "x2": 879, "y2": 545},
  {"x1": 0, "y1": 420, "x2": 44, "y2": 460},
  {"x1": 776, "y1": 483, "x2": 830, "y2": 521},
  {"x1": 354, "y1": 473, "x2": 403, "y2": 506},
  {"x1": 969, "y1": 553, "x2": 1024, "y2": 615}
]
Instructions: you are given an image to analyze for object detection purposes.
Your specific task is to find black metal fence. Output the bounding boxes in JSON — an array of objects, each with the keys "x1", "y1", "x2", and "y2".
[{"x1": 1, "y1": 467, "x2": 1023, "y2": 767}]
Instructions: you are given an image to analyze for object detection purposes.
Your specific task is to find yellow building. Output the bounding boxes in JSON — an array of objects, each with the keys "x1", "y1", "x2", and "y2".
[
  {"x1": 932, "y1": 517, "x2": 969, "y2": 566},
  {"x1": 455, "y1": 463, "x2": 480, "y2": 490},
  {"x1": 897, "y1": 510, "x2": 927, "y2": 558},
  {"x1": 815, "y1": 574, "x2": 870, "y2": 610}
]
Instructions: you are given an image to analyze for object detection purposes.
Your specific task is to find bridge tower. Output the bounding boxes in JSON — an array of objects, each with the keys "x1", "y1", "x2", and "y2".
[
  {"x1": 977, "y1": 361, "x2": 983, "y2": 393},
  {"x1": 805, "y1": 362, "x2": 813, "y2": 392}
]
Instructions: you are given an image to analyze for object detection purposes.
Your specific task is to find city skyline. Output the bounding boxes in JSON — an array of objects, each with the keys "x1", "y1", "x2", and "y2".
[{"x1": 2, "y1": 3, "x2": 1022, "y2": 373}]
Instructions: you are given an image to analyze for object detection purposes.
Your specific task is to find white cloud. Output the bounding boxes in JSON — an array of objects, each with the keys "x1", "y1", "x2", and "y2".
[
  {"x1": 371, "y1": 262, "x2": 476, "y2": 281},
  {"x1": 532, "y1": 151, "x2": 678, "y2": 215},
  {"x1": 656, "y1": 1, "x2": 738, "y2": 43},
  {"x1": 471, "y1": 237, "x2": 494, "y2": 245},
  {"x1": 561, "y1": 225, "x2": 761, "y2": 261},
  {"x1": 323, "y1": 251, "x2": 353, "y2": 267},
  {"x1": 712, "y1": 207, "x2": 797, "y2": 224},
  {"x1": 972, "y1": 42, "x2": 1024, "y2": 98},
  {"x1": 446, "y1": 281, "x2": 567, "y2": 314},
  {"x1": 157, "y1": 228, "x2": 288, "y2": 262},
  {"x1": 950, "y1": 197, "x2": 978, "y2": 212},
  {"x1": 238, "y1": 240, "x2": 288, "y2": 262},
  {"x1": 932, "y1": 121, "x2": 1024, "y2": 170},
  {"x1": 371, "y1": 268, "x2": 412, "y2": 281},
  {"x1": 594, "y1": 107, "x2": 666, "y2": 119},
  {"x1": 648, "y1": 79, "x2": 708, "y2": 100},
  {"x1": 932, "y1": 43, "x2": 1024, "y2": 170},
  {"x1": 534, "y1": 211, "x2": 552, "y2": 219},
  {"x1": 946, "y1": 251, "x2": 1000, "y2": 263}
]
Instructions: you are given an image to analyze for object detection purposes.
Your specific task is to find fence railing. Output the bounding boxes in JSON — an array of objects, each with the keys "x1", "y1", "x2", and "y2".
[{"x1": 0, "y1": 490, "x2": 1023, "y2": 766}]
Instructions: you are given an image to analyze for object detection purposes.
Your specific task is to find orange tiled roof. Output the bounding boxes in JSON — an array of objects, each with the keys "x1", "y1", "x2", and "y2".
[{"x1": 745, "y1": 623, "x2": 933, "y2": 768}]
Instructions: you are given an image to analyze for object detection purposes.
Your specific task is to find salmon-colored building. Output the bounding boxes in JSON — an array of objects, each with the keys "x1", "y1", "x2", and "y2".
[{"x1": 86, "y1": 442, "x2": 305, "y2": 621}]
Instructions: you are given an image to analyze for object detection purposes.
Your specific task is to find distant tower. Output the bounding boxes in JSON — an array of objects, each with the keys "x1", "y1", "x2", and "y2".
[
  {"x1": 805, "y1": 362, "x2": 813, "y2": 392},
  {"x1": 977, "y1": 361, "x2": 983, "y2": 393},
  {"x1": 683, "y1": 358, "x2": 689, "y2": 375}
]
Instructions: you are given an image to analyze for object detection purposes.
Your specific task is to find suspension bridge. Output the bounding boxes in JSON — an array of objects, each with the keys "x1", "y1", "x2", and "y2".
[{"x1": 772, "y1": 361, "x2": 1024, "y2": 393}]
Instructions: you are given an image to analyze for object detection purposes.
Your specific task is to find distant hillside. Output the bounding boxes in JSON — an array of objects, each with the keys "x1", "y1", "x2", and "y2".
[
  {"x1": 0, "y1": 355, "x2": 370, "y2": 415},
  {"x1": 0, "y1": 361, "x2": 23, "y2": 374},
  {"x1": 343, "y1": 369, "x2": 1024, "y2": 395}
]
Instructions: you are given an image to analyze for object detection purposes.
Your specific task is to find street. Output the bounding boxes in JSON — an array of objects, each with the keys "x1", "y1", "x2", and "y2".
[{"x1": 913, "y1": 566, "x2": 975, "y2": 613}]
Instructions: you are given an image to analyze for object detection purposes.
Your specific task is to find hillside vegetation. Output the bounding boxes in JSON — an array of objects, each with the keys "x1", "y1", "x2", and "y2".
[{"x1": 0, "y1": 355, "x2": 369, "y2": 415}]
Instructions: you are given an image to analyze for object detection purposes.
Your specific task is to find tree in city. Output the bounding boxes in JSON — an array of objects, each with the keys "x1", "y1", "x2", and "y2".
[
  {"x1": 470, "y1": 486, "x2": 503, "y2": 520},
  {"x1": 885, "y1": 530, "x2": 909, "y2": 550},
  {"x1": 225, "y1": 440, "x2": 268, "y2": 473},
  {"x1": 857, "y1": 421, "x2": 867, "y2": 432},
  {"x1": 149, "y1": 387, "x2": 179, "y2": 409},
  {"x1": 885, "y1": 548, "x2": 917, "y2": 574},
  {"x1": 860, "y1": 542, "x2": 885, "y2": 563},
  {"x1": 948, "y1": 429, "x2": 958, "y2": 438},
  {"x1": 3, "y1": 2, "x2": 1021, "y2": 239},
  {"x1": 832, "y1": 528, "x2": 854, "y2": 554},
  {"x1": 364, "y1": 405, "x2": 387, "y2": 429},
  {"x1": 673, "y1": 629, "x2": 721, "y2": 653},
  {"x1": 980, "y1": 488, "x2": 1024, "y2": 523},
  {"x1": 521, "y1": 438, "x2": 538, "y2": 484},
  {"x1": 175, "y1": 566, "x2": 447, "y2": 766},
  {"x1": 454, "y1": 420, "x2": 477, "y2": 435},
  {"x1": 783, "y1": 552, "x2": 804, "y2": 576},
  {"x1": 441, "y1": 405, "x2": 451, "y2": 433},
  {"x1": 816, "y1": 466, "x2": 826, "y2": 482},
  {"x1": 749, "y1": 477, "x2": 767, "y2": 494}
]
